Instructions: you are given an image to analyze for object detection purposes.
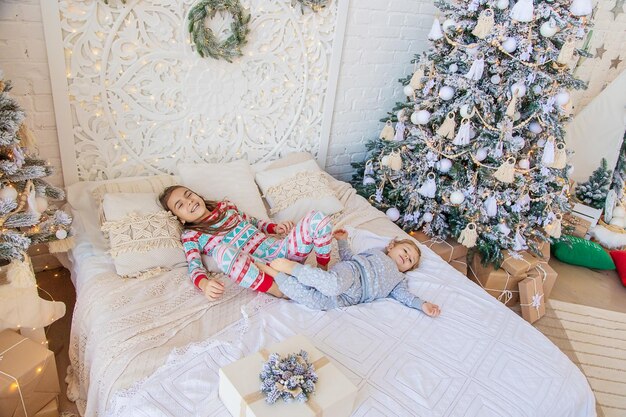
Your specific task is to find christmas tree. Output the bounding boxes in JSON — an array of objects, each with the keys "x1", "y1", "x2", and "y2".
[
  {"x1": 575, "y1": 158, "x2": 612, "y2": 209},
  {"x1": 610, "y1": 134, "x2": 626, "y2": 199},
  {"x1": 352, "y1": 0, "x2": 591, "y2": 265},
  {"x1": 0, "y1": 72, "x2": 72, "y2": 264}
]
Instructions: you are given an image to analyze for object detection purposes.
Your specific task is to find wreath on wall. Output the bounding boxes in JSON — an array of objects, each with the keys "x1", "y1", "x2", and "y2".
[
  {"x1": 187, "y1": 0, "x2": 250, "y2": 62},
  {"x1": 293, "y1": 0, "x2": 330, "y2": 12}
]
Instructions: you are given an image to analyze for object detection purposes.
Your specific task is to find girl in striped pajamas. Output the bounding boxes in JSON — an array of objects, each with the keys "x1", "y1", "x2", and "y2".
[{"x1": 159, "y1": 185, "x2": 333, "y2": 300}]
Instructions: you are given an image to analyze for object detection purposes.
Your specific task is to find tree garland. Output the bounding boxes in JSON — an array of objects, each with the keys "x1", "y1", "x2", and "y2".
[{"x1": 187, "y1": 0, "x2": 250, "y2": 62}]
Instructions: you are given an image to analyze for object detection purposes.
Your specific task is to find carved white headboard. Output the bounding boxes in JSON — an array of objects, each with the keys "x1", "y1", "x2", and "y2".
[{"x1": 41, "y1": 0, "x2": 348, "y2": 184}]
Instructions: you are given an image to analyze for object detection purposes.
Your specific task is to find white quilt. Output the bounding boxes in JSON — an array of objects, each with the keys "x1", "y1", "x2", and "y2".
[{"x1": 65, "y1": 180, "x2": 596, "y2": 417}]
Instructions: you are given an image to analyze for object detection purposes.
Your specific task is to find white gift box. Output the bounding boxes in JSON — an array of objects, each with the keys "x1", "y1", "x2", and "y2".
[{"x1": 219, "y1": 334, "x2": 357, "y2": 417}]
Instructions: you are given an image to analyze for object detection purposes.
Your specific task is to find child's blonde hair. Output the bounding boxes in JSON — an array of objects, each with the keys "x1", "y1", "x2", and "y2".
[{"x1": 385, "y1": 238, "x2": 422, "y2": 271}]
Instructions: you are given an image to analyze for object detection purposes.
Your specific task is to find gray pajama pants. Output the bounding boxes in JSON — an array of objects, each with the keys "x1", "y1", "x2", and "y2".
[{"x1": 274, "y1": 263, "x2": 362, "y2": 310}]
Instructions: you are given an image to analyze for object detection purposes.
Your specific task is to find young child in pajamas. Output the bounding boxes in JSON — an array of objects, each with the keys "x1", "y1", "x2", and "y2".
[
  {"x1": 159, "y1": 185, "x2": 333, "y2": 300},
  {"x1": 261, "y1": 229, "x2": 441, "y2": 316}
]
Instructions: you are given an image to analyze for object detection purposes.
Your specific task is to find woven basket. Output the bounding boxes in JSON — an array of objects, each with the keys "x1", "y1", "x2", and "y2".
[{"x1": 598, "y1": 218, "x2": 626, "y2": 234}]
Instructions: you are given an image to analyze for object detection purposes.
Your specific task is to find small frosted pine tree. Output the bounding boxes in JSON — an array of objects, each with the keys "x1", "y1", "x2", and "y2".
[
  {"x1": 576, "y1": 158, "x2": 612, "y2": 209},
  {"x1": 610, "y1": 135, "x2": 626, "y2": 199}
]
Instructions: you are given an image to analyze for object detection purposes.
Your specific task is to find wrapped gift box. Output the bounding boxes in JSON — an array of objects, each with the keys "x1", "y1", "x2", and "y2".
[
  {"x1": 449, "y1": 256, "x2": 467, "y2": 275},
  {"x1": 219, "y1": 334, "x2": 357, "y2": 417},
  {"x1": 0, "y1": 330, "x2": 60, "y2": 417},
  {"x1": 563, "y1": 213, "x2": 592, "y2": 239},
  {"x1": 501, "y1": 250, "x2": 540, "y2": 277},
  {"x1": 529, "y1": 239, "x2": 551, "y2": 261},
  {"x1": 527, "y1": 262, "x2": 558, "y2": 300},
  {"x1": 34, "y1": 398, "x2": 59, "y2": 417},
  {"x1": 468, "y1": 256, "x2": 527, "y2": 306},
  {"x1": 519, "y1": 275, "x2": 546, "y2": 324},
  {"x1": 409, "y1": 231, "x2": 468, "y2": 262}
]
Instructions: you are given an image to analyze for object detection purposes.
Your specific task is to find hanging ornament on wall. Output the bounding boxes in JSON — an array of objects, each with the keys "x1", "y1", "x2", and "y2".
[
  {"x1": 557, "y1": 36, "x2": 577, "y2": 64},
  {"x1": 394, "y1": 121, "x2": 406, "y2": 141},
  {"x1": 541, "y1": 138, "x2": 555, "y2": 166},
  {"x1": 472, "y1": 9, "x2": 495, "y2": 39},
  {"x1": 411, "y1": 110, "x2": 431, "y2": 125},
  {"x1": 417, "y1": 172, "x2": 437, "y2": 198},
  {"x1": 410, "y1": 66, "x2": 425, "y2": 89},
  {"x1": 436, "y1": 112, "x2": 457, "y2": 139},
  {"x1": 428, "y1": 18, "x2": 444, "y2": 40},
  {"x1": 438, "y1": 86, "x2": 455, "y2": 101},
  {"x1": 379, "y1": 121, "x2": 395, "y2": 141},
  {"x1": 510, "y1": 0, "x2": 534, "y2": 22},
  {"x1": 552, "y1": 142, "x2": 567, "y2": 169},
  {"x1": 502, "y1": 37, "x2": 518, "y2": 53},
  {"x1": 484, "y1": 195, "x2": 498, "y2": 217},
  {"x1": 570, "y1": 0, "x2": 592, "y2": 16},
  {"x1": 540, "y1": 19, "x2": 559, "y2": 38},
  {"x1": 452, "y1": 118, "x2": 472, "y2": 145},
  {"x1": 386, "y1": 207, "x2": 401, "y2": 222},
  {"x1": 458, "y1": 222, "x2": 478, "y2": 248},
  {"x1": 493, "y1": 157, "x2": 516, "y2": 183},
  {"x1": 544, "y1": 213, "x2": 562, "y2": 238},
  {"x1": 464, "y1": 53, "x2": 485, "y2": 80},
  {"x1": 450, "y1": 190, "x2": 465, "y2": 204}
]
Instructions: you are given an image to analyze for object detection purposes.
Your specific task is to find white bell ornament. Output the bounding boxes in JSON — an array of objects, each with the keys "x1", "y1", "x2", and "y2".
[
  {"x1": 484, "y1": 195, "x2": 498, "y2": 217},
  {"x1": 452, "y1": 118, "x2": 472, "y2": 146},
  {"x1": 557, "y1": 36, "x2": 577, "y2": 64},
  {"x1": 436, "y1": 111, "x2": 457, "y2": 139},
  {"x1": 544, "y1": 213, "x2": 562, "y2": 239},
  {"x1": 381, "y1": 155, "x2": 390, "y2": 167},
  {"x1": 552, "y1": 142, "x2": 567, "y2": 169},
  {"x1": 512, "y1": 229, "x2": 527, "y2": 251},
  {"x1": 541, "y1": 138, "x2": 555, "y2": 166},
  {"x1": 458, "y1": 222, "x2": 478, "y2": 248},
  {"x1": 410, "y1": 66, "x2": 425, "y2": 89},
  {"x1": 417, "y1": 172, "x2": 437, "y2": 198},
  {"x1": 379, "y1": 121, "x2": 395, "y2": 141},
  {"x1": 510, "y1": 0, "x2": 534, "y2": 22},
  {"x1": 394, "y1": 121, "x2": 406, "y2": 142},
  {"x1": 472, "y1": 9, "x2": 495, "y2": 39},
  {"x1": 389, "y1": 152, "x2": 403, "y2": 171},
  {"x1": 428, "y1": 18, "x2": 444, "y2": 40},
  {"x1": 498, "y1": 222, "x2": 511, "y2": 236},
  {"x1": 493, "y1": 157, "x2": 516, "y2": 183},
  {"x1": 464, "y1": 54, "x2": 485, "y2": 81}
]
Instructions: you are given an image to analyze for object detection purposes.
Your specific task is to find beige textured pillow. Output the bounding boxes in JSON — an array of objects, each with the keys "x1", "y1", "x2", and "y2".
[
  {"x1": 101, "y1": 211, "x2": 186, "y2": 278},
  {"x1": 255, "y1": 159, "x2": 343, "y2": 222},
  {"x1": 178, "y1": 159, "x2": 269, "y2": 220},
  {"x1": 92, "y1": 174, "x2": 177, "y2": 206}
]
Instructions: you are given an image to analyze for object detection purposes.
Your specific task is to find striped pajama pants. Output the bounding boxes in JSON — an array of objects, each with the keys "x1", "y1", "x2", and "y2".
[{"x1": 210, "y1": 210, "x2": 333, "y2": 291}]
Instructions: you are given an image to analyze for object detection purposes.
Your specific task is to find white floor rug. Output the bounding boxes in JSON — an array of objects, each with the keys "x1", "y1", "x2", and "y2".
[{"x1": 534, "y1": 299, "x2": 626, "y2": 417}]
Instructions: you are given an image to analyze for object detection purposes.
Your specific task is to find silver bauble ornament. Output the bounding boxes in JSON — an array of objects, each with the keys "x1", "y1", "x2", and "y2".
[
  {"x1": 438, "y1": 86, "x2": 455, "y2": 101},
  {"x1": 386, "y1": 207, "x2": 401, "y2": 222},
  {"x1": 490, "y1": 74, "x2": 501, "y2": 84},
  {"x1": 459, "y1": 104, "x2": 472, "y2": 118},
  {"x1": 422, "y1": 212, "x2": 434, "y2": 222},
  {"x1": 449, "y1": 63, "x2": 459, "y2": 73},
  {"x1": 555, "y1": 90, "x2": 570, "y2": 106},
  {"x1": 442, "y1": 19, "x2": 457, "y2": 31},
  {"x1": 438, "y1": 158, "x2": 453, "y2": 173},
  {"x1": 518, "y1": 158, "x2": 530, "y2": 169},
  {"x1": 496, "y1": 0, "x2": 509, "y2": 9},
  {"x1": 403, "y1": 85, "x2": 414, "y2": 97},
  {"x1": 510, "y1": 82, "x2": 526, "y2": 97},
  {"x1": 529, "y1": 121, "x2": 543, "y2": 133},
  {"x1": 363, "y1": 176, "x2": 376, "y2": 186},
  {"x1": 532, "y1": 85, "x2": 542, "y2": 94},
  {"x1": 502, "y1": 37, "x2": 517, "y2": 53},
  {"x1": 449, "y1": 190, "x2": 465, "y2": 205},
  {"x1": 411, "y1": 110, "x2": 431, "y2": 125},
  {"x1": 55, "y1": 229, "x2": 68, "y2": 240},
  {"x1": 35, "y1": 196, "x2": 48, "y2": 213},
  {"x1": 475, "y1": 148, "x2": 488, "y2": 161},
  {"x1": 540, "y1": 20, "x2": 559, "y2": 38},
  {"x1": 0, "y1": 186, "x2": 18, "y2": 201}
]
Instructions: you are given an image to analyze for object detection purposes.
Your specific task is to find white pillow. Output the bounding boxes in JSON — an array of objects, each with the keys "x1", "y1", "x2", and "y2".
[
  {"x1": 102, "y1": 193, "x2": 162, "y2": 221},
  {"x1": 255, "y1": 159, "x2": 343, "y2": 222},
  {"x1": 101, "y1": 192, "x2": 186, "y2": 278},
  {"x1": 177, "y1": 159, "x2": 269, "y2": 220}
]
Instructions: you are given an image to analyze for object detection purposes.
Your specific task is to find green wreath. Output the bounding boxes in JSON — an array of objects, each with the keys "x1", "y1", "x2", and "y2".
[{"x1": 187, "y1": 0, "x2": 250, "y2": 62}]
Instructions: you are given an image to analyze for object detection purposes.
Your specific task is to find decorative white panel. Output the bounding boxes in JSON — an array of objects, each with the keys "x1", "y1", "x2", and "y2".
[{"x1": 42, "y1": 0, "x2": 346, "y2": 183}]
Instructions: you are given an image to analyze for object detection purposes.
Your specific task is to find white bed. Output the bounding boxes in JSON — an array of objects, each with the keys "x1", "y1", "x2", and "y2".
[{"x1": 63, "y1": 170, "x2": 596, "y2": 417}]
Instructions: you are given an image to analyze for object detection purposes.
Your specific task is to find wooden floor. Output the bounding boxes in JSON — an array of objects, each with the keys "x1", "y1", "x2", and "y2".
[{"x1": 35, "y1": 258, "x2": 626, "y2": 416}]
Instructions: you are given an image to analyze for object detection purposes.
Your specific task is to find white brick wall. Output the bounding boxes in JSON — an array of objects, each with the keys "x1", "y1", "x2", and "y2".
[
  {"x1": 325, "y1": 0, "x2": 436, "y2": 181},
  {"x1": 0, "y1": 0, "x2": 63, "y2": 189}
]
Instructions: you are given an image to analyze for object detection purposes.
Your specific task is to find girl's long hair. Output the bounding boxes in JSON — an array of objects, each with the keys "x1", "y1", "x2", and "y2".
[{"x1": 158, "y1": 185, "x2": 237, "y2": 235}]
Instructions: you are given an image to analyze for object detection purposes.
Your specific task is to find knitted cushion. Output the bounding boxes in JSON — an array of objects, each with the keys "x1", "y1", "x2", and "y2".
[
  {"x1": 609, "y1": 250, "x2": 626, "y2": 286},
  {"x1": 551, "y1": 235, "x2": 616, "y2": 270}
]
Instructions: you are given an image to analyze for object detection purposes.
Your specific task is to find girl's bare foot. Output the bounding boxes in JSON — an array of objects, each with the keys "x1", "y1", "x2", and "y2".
[
  {"x1": 269, "y1": 258, "x2": 298, "y2": 274},
  {"x1": 256, "y1": 262, "x2": 280, "y2": 277},
  {"x1": 265, "y1": 282, "x2": 284, "y2": 298},
  {"x1": 317, "y1": 263, "x2": 329, "y2": 271}
]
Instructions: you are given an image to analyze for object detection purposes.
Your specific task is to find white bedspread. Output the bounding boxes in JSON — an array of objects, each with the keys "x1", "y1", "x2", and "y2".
[{"x1": 65, "y1": 179, "x2": 596, "y2": 417}]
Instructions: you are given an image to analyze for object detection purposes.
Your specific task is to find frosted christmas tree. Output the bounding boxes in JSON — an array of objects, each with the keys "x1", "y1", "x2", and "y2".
[
  {"x1": 575, "y1": 158, "x2": 612, "y2": 209},
  {"x1": 353, "y1": 0, "x2": 591, "y2": 264}
]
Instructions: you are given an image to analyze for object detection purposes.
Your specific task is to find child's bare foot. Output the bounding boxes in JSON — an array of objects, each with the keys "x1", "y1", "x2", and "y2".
[
  {"x1": 317, "y1": 263, "x2": 329, "y2": 271},
  {"x1": 265, "y1": 282, "x2": 284, "y2": 298},
  {"x1": 269, "y1": 258, "x2": 298, "y2": 274}
]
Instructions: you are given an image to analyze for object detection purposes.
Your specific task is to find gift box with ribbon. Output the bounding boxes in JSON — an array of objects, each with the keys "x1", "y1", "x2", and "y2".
[
  {"x1": 449, "y1": 256, "x2": 467, "y2": 275},
  {"x1": 409, "y1": 231, "x2": 468, "y2": 262},
  {"x1": 468, "y1": 256, "x2": 527, "y2": 306},
  {"x1": 563, "y1": 213, "x2": 592, "y2": 239},
  {"x1": 219, "y1": 334, "x2": 357, "y2": 417},
  {"x1": 0, "y1": 330, "x2": 60, "y2": 417},
  {"x1": 529, "y1": 239, "x2": 551, "y2": 261},
  {"x1": 519, "y1": 275, "x2": 546, "y2": 324},
  {"x1": 501, "y1": 250, "x2": 540, "y2": 277},
  {"x1": 527, "y1": 262, "x2": 558, "y2": 300}
]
